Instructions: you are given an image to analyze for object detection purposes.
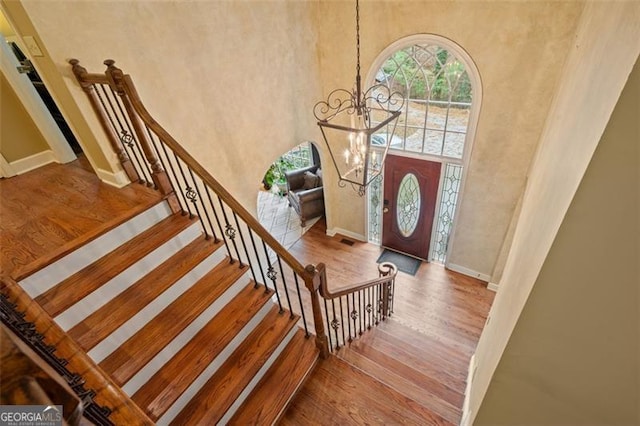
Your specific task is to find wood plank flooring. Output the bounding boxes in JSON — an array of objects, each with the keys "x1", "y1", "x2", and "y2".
[
  {"x1": 0, "y1": 158, "x2": 161, "y2": 281},
  {"x1": 281, "y1": 218, "x2": 495, "y2": 424}
]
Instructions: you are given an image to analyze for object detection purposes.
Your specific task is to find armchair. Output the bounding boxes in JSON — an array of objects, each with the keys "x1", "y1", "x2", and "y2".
[{"x1": 285, "y1": 165, "x2": 325, "y2": 227}]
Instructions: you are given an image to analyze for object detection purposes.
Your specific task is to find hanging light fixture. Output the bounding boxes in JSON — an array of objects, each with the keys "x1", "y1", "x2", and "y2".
[{"x1": 314, "y1": 0, "x2": 404, "y2": 196}]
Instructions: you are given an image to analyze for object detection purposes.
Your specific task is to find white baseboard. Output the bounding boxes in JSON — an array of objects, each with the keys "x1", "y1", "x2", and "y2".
[
  {"x1": 95, "y1": 167, "x2": 131, "y2": 188},
  {"x1": 1, "y1": 154, "x2": 16, "y2": 177},
  {"x1": 487, "y1": 282, "x2": 499, "y2": 292},
  {"x1": 9, "y1": 150, "x2": 56, "y2": 175},
  {"x1": 446, "y1": 263, "x2": 491, "y2": 282},
  {"x1": 460, "y1": 354, "x2": 476, "y2": 426},
  {"x1": 326, "y1": 227, "x2": 366, "y2": 242}
]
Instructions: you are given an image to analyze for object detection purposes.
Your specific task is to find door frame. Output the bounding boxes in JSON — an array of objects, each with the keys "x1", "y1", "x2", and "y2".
[
  {"x1": 0, "y1": 33, "x2": 76, "y2": 165},
  {"x1": 363, "y1": 34, "x2": 483, "y2": 266}
]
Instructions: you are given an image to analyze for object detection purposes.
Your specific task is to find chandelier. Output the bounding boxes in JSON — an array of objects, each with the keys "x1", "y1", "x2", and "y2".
[{"x1": 313, "y1": 0, "x2": 404, "y2": 196}]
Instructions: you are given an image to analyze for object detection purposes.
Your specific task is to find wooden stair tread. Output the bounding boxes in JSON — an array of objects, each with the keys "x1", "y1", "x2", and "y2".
[
  {"x1": 99, "y1": 258, "x2": 248, "y2": 385},
  {"x1": 68, "y1": 236, "x2": 220, "y2": 351},
  {"x1": 282, "y1": 356, "x2": 453, "y2": 426},
  {"x1": 132, "y1": 283, "x2": 273, "y2": 421},
  {"x1": 229, "y1": 329, "x2": 318, "y2": 425},
  {"x1": 337, "y1": 344, "x2": 463, "y2": 424},
  {"x1": 171, "y1": 307, "x2": 298, "y2": 425},
  {"x1": 35, "y1": 212, "x2": 196, "y2": 317}
]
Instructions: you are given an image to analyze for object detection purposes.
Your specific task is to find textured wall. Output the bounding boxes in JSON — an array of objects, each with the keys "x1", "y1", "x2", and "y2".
[
  {"x1": 316, "y1": 0, "x2": 583, "y2": 279},
  {"x1": 475, "y1": 54, "x2": 639, "y2": 426},
  {"x1": 13, "y1": 0, "x2": 322, "y2": 211}
]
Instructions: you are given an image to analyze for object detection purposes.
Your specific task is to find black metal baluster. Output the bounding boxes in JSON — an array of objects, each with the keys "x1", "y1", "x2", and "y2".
[
  {"x1": 155, "y1": 141, "x2": 188, "y2": 215},
  {"x1": 339, "y1": 296, "x2": 346, "y2": 346},
  {"x1": 350, "y1": 293, "x2": 358, "y2": 340},
  {"x1": 358, "y1": 289, "x2": 363, "y2": 336},
  {"x1": 189, "y1": 171, "x2": 218, "y2": 240},
  {"x1": 293, "y1": 273, "x2": 309, "y2": 336},
  {"x1": 218, "y1": 197, "x2": 243, "y2": 266},
  {"x1": 173, "y1": 156, "x2": 198, "y2": 220},
  {"x1": 330, "y1": 298, "x2": 340, "y2": 350},
  {"x1": 375, "y1": 283, "x2": 380, "y2": 326},
  {"x1": 390, "y1": 279, "x2": 396, "y2": 314},
  {"x1": 247, "y1": 230, "x2": 267, "y2": 290},
  {"x1": 262, "y1": 242, "x2": 282, "y2": 311},
  {"x1": 232, "y1": 213, "x2": 253, "y2": 272},
  {"x1": 324, "y1": 299, "x2": 334, "y2": 352},
  {"x1": 346, "y1": 294, "x2": 353, "y2": 343},
  {"x1": 276, "y1": 256, "x2": 294, "y2": 317},
  {"x1": 367, "y1": 286, "x2": 373, "y2": 330},
  {"x1": 204, "y1": 186, "x2": 232, "y2": 256}
]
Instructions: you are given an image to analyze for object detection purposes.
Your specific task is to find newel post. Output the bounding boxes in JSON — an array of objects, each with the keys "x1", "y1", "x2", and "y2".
[
  {"x1": 69, "y1": 59, "x2": 138, "y2": 182},
  {"x1": 103, "y1": 60, "x2": 174, "y2": 197},
  {"x1": 304, "y1": 264, "x2": 330, "y2": 358},
  {"x1": 378, "y1": 262, "x2": 396, "y2": 320}
]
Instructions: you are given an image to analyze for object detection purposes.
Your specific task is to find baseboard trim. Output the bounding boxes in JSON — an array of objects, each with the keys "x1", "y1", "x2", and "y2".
[
  {"x1": 9, "y1": 150, "x2": 56, "y2": 175},
  {"x1": 1, "y1": 154, "x2": 16, "y2": 177},
  {"x1": 487, "y1": 282, "x2": 499, "y2": 292},
  {"x1": 95, "y1": 167, "x2": 131, "y2": 188},
  {"x1": 446, "y1": 263, "x2": 491, "y2": 282},
  {"x1": 326, "y1": 227, "x2": 366, "y2": 242},
  {"x1": 460, "y1": 354, "x2": 476, "y2": 426}
]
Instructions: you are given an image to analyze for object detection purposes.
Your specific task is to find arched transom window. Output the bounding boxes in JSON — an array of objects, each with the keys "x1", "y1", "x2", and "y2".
[{"x1": 375, "y1": 44, "x2": 472, "y2": 159}]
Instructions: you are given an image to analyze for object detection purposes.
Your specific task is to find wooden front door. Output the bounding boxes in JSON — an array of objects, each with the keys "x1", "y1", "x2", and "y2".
[{"x1": 381, "y1": 155, "x2": 441, "y2": 260}]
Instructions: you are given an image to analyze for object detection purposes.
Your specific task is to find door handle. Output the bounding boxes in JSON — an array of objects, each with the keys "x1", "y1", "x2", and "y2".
[{"x1": 383, "y1": 207, "x2": 389, "y2": 213}]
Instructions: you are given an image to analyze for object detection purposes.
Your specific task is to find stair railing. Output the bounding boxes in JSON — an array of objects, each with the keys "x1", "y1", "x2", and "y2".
[
  {"x1": 307, "y1": 262, "x2": 397, "y2": 352},
  {"x1": 69, "y1": 59, "x2": 397, "y2": 358}
]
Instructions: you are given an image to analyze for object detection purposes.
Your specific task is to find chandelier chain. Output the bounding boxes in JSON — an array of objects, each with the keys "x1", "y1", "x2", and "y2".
[{"x1": 355, "y1": 0, "x2": 361, "y2": 82}]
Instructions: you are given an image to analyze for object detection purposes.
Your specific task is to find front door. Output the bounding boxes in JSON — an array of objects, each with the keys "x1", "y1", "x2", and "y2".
[{"x1": 381, "y1": 155, "x2": 441, "y2": 260}]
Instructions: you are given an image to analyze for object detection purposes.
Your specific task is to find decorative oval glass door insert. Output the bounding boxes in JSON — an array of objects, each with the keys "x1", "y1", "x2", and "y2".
[{"x1": 396, "y1": 173, "x2": 421, "y2": 237}]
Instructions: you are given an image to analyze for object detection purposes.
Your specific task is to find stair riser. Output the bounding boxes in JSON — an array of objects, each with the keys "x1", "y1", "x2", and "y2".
[
  {"x1": 219, "y1": 324, "x2": 299, "y2": 425},
  {"x1": 121, "y1": 271, "x2": 253, "y2": 396},
  {"x1": 156, "y1": 300, "x2": 276, "y2": 426},
  {"x1": 54, "y1": 221, "x2": 204, "y2": 332},
  {"x1": 20, "y1": 202, "x2": 172, "y2": 298}
]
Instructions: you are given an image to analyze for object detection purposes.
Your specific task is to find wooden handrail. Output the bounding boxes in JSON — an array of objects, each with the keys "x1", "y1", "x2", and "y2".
[
  {"x1": 0, "y1": 275, "x2": 153, "y2": 425},
  {"x1": 314, "y1": 262, "x2": 397, "y2": 299},
  {"x1": 110, "y1": 63, "x2": 312, "y2": 283}
]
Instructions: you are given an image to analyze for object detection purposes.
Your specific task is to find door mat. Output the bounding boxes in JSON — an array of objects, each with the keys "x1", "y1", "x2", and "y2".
[{"x1": 376, "y1": 249, "x2": 422, "y2": 276}]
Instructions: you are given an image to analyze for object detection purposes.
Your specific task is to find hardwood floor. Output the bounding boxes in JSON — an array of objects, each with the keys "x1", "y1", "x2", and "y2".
[
  {"x1": 281, "y1": 218, "x2": 495, "y2": 424},
  {"x1": 0, "y1": 159, "x2": 161, "y2": 281}
]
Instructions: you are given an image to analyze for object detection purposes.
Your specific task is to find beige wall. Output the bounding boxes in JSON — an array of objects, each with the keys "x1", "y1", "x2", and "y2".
[
  {"x1": 468, "y1": 2, "x2": 640, "y2": 423},
  {"x1": 9, "y1": 0, "x2": 322, "y2": 212},
  {"x1": 475, "y1": 53, "x2": 639, "y2": 425},
  {"x1": 0, "y1": 72, "x2": 49, "y2": 162},
  {"x1": 316, "y1": 1, "x2": 583, "y2": 279}
]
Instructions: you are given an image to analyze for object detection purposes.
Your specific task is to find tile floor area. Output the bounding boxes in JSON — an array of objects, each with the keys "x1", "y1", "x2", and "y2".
[{"x1": 257, "y1": 190, "x2": 319, "y2": 249}]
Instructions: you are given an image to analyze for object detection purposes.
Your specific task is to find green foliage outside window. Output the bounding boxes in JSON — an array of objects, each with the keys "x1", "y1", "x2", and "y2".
[{"x1": 381, "y1": 46, "x2": 472, "y2": 104}]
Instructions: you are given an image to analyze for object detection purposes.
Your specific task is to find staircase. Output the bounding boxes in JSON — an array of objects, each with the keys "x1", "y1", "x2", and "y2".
[{"x1": 17, "y1": 198, "x2": 319, "y2": 424}]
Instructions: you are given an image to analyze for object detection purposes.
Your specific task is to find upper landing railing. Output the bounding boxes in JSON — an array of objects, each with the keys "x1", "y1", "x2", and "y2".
[{"x1": 69, "y1": 59, "x2": 397, "y2": 355}]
